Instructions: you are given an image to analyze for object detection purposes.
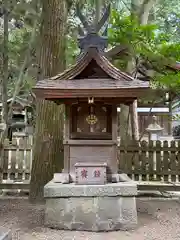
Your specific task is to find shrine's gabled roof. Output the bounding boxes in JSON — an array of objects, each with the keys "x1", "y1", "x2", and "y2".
[
  {"x1": 33, "y1": 47, "x2": 149, "y2": 99},
  {"x1": 50, "y1": 47, "x2": 134, "y2": 81},
  {"x1": 33, "y1": 4, "x2": 149, "y2": 100}
]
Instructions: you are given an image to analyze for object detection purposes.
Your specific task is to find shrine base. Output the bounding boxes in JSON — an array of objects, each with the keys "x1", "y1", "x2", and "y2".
[{"x1": 44, "y1": 181, "x2": 138, "y2": 232}]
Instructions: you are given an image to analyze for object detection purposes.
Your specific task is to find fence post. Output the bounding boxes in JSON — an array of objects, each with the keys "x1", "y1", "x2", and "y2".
[
  {"x1": 133, "y1": 140, "x2": 140, "y2": 181},
  {"x1": 156, "y1": 140, "x2": 162, "y2": 181},
  {"x1": 140, "y1": 140, "x2": 148, "y2": 181},
  {"x1": 163, "y1": 141, "x2": 169, "y2": 182},
  {"x1": 148, "y1": 140, "x2": 154, "y2": 181},
  {"x1": 0, "y1": 148, "x2": 3, "y2": 183},
  {"x1": 170, "y1": 141, "x2": 177, "y2": 182},
  {"x1": 178, "y1": 141, "x2": 180, "y2": 182}
]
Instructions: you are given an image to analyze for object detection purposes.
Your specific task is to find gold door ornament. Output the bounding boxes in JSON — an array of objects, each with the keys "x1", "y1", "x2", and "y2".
[{"x1": 86, "y1": 114, "x2": 98, "y2": 125}]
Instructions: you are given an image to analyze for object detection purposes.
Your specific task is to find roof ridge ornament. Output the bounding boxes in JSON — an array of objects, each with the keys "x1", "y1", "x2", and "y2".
[{"x1": 76, "y1": 4, "x2": 111, "y2": 52}]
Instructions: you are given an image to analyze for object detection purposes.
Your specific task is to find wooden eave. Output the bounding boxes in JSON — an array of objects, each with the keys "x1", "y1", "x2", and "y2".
[
  {"x1": 34, "y1": 87, "x2": 149, "y2": 99},
  {"x1": 33, "y1": 47, "x2": 149, "y2": 99},
  {"x1": 49, "y1": 97, "x2": 137, "y2": 105}
]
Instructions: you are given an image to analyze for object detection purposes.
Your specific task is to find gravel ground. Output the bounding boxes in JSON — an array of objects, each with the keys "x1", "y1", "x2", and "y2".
[{"x1": 1, "y1": 197, "x2": 180, "y2": 240}]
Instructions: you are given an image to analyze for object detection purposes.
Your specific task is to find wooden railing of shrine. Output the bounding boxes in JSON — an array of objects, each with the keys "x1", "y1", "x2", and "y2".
[{"x1": 1, "y1": 137, "x2": 180, "y2": 193}]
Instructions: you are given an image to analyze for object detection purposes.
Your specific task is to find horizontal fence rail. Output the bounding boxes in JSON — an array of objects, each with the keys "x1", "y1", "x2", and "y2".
[
  {"x1": 118, "y1": 140, "x2": 180, "y2": 183},
  {"x1": 1, "y1": 137, "x2": 180, "y2": 193}
]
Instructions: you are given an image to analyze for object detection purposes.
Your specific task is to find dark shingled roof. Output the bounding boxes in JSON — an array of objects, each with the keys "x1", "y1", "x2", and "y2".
[
  {"x1": 33, "y1": 47, "x2": 149, "y2": 99},
  {"x1": 49, "y1": 47, "x2": 134, "y2": 81}
]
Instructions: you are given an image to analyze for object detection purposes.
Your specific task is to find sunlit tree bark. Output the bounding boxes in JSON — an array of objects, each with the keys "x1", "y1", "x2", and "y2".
[{"x1": 29, "y1": 0, "x2": 67, "y2": 203}]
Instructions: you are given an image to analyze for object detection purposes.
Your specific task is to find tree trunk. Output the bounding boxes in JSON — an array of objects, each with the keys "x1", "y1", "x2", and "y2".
[
  {"x1": 1, "y1": 2, "x2": 9, "y2": 135},
  {"x1": 130, "y1": 100, "x2": 139, "y2": 140},
  {"x1": 29, "y1": 0, "x2": 67, "y2": 203},
  {"x1": 119, "y1": 104, "x2": 132, "y2": 141},
  {"x1": 95, "y1": 0, "x2": 102, "y2": 24},
  {"x1": 0, "y1": 2, "x2": 9, "y2": 178}
]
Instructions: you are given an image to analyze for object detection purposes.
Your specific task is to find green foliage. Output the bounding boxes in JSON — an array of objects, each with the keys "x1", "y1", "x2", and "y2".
[
  {"x1": 66, "y1": 12, "x2": 79, "y2": 65},
  {"x1": 159, "y1": 43, "x2": 180, "y2": 60},
  {"x1": 1, "y1": 0, "x2": 180, "y2": 101},
  {"x1": 154, "y1": 72, "x2": 180, "y2": 92},
  {"x1": 66, "y1": 35, "x2": 79, "y2": 66},
  {"x1": 109, "y1": 10, "x2": 157, "y2": 46},
  {"x1": 108, "y1": 8, "x2": 180, "y2": 94},
  {"x1": 172, "y1": 114, "x2": 180, "y2": 121},
  {"x1": 0, "y1": 0, "x2": 40, "y2": 100},
  {"x1": 154, "y1": 0, "x2": 180, "y2": 43}
]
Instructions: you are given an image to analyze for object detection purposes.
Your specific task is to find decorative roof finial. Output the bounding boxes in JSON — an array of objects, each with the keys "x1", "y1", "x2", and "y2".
[{"x1": 76, "y1": 4, "x2": 111, "y2": 52}]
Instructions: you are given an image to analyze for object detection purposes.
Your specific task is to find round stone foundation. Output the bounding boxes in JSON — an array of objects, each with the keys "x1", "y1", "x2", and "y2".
[{"x1": 44, "y1": 181, "x2": 138, "y2": 232}]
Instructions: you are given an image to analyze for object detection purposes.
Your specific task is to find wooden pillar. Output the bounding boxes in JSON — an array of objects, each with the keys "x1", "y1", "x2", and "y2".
[
  {"x1": 111, "y1": 105, "x2": 118, "y2": 174},
  {"x1": 112, "y1": 105, "x2": 118, "y2": 141},
  {"x1": 130, "y1": 100, "x2": 139, "y2": 140},
  {"x1": 64, "y1": 105, "x2": 70, "y2": 173}
]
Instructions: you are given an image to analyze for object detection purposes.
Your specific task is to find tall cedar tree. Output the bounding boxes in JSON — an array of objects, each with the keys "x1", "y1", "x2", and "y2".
[{"x1": 29, "y1": 0, "x2": 67, "y2": 203}]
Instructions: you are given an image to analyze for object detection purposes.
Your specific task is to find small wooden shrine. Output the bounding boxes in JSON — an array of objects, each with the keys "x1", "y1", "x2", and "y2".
[
  {"x1": 33, "y1": 6, "x2": 149, "y2": 183},
  {"x1": 34, "y1": 47, "x2": 148, "y2": 180},
  {"x1": 34, "y1": 5, "x2": 150, "y2": 232}
]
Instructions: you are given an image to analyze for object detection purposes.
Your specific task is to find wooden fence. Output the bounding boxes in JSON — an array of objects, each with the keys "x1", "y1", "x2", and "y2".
[
  {"x1": 1, "y1": 138, "x2": 180, "y2": 193},
  {"x1": 0, "y1": 137, "x2": 32, "y2": 191},
  {"x1": 118, "y1": 140, "x2": 180, "y2": 190}
]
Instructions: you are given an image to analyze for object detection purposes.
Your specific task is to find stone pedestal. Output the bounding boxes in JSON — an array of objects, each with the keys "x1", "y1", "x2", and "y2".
[{"x1": 44, "y1": 181, "x2": 138, "y2": 231}]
